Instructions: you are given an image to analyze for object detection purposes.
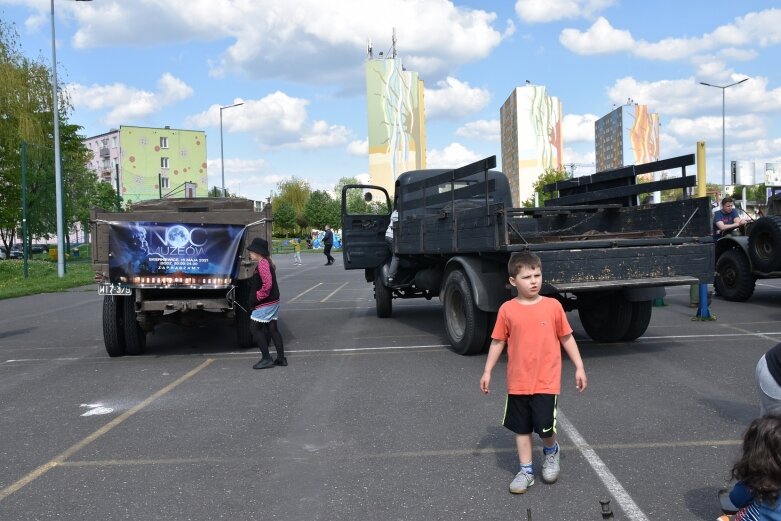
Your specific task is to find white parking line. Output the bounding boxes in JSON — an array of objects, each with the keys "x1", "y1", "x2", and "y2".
[
  {"x1": 558, "y1": 410, "x2": 650, "y2": 521},
  {"x1": 288, "y1": 283, "x2": 323, "y2": 302},
  {"x1": 321, "y1": 282, "x2": 349, "y2": 302}
]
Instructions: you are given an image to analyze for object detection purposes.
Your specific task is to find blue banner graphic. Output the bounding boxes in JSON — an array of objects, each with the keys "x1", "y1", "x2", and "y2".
[{"x1": 108, "y1": 222, "x2": 245, "y2": 289}]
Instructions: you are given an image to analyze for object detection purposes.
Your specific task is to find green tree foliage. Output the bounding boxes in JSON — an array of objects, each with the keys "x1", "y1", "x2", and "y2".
[
  {"x1": 520, "y1": 168, "x2": 571, "y2": 207},
  {"x1": 304, "y1": 190, "x2": 340, "y2": 230},
  {"x1": 0, "y1": 21, "x2": 108, "y2": 255},
  {"x1": 333, "y1": 177, "x2": 371, "y2": 214},
  {"x1": 273, "y1": 201, "x2": 296, "y2": 237},
  {"x1": 271, "y1": 177, "x2": 311, "y2": 234}
]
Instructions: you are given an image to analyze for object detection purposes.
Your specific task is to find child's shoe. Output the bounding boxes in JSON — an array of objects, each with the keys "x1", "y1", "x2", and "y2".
[
  {"x1": 541, "y1": 445, "x2": 560, "y2": 483},
  {"x1": 273, "y1": 356, "x2": 288, "y2": 366},
  {"x1": 509, "y1": 471, "x2": 534, "y2": 494}
]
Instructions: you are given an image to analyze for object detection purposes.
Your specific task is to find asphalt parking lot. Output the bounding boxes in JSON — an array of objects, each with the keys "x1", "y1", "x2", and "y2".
[{"x1": 1, "y1": 253, "x2": 780, "y2": 520}]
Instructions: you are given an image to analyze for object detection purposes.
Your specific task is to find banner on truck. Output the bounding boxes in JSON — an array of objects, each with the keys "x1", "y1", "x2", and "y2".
[{"x1": 108, "y1": 221, "x2": 245, "y2": 289}]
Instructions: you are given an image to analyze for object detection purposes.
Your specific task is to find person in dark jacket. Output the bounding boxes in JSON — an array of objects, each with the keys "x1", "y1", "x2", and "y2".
[
  {"x1": 757, "y1": 342, "x2": 781, "y2": 416},
  {"x1": 246, "y1": 237, "x2": 286, "y2": 369},
  {"x1": 322, "y1": 224, "x2": 335, "y2": 265}
]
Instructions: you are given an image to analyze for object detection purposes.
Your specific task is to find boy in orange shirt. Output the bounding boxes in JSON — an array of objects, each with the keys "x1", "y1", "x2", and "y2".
[{"x1": 480, "y1": 251, "x2": 587, "y2": 494}]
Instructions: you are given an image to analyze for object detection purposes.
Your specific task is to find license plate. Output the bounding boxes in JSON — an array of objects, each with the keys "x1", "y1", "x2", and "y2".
[{"x1": 98, "y1": 284, "x2": 131, "y2": 296}]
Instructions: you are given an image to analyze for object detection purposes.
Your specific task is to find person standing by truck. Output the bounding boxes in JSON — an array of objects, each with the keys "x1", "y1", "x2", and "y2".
[
  {"x1": 246, "y1": 238, "x2": 286, "y2": 369},
  {"x1": 385, "y1": 209, "x2": 399, "y2": 283},
  {"x1": 322, "y1": 224, "x2": 335, "y2": 265},
  {"x1": 480, "y1": 252, "x2": 587, "y2": 494}
]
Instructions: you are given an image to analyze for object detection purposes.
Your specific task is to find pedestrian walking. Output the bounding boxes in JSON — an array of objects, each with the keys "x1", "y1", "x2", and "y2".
[
  {"x1": 480, "y1": 251, "x2": 587, "y2": 494},
  {"x1": 293, "y1": 238, "x2": 302, "y2": 266},
  {"x1": 322, "y1": 224, "x2": 335, "y2": 265}
]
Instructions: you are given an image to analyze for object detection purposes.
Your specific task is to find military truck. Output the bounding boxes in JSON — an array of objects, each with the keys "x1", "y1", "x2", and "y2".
[
  {"x1": 714, "y1": 187, "x2": 781, "y2": 301},
  {"x1": 341, "y1": 155, "x2": 714, "y2": 355},
  {"x1": 90, "y1": 197, "x2": 271, "y2": 357}
]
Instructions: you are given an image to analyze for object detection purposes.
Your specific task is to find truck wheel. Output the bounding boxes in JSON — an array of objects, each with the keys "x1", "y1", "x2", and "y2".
[
  {"x1": 374, "y1": 275, "x2": 392, "y2": 318},
  {"x1": 442, "y1": 269, "x2": 488, "y2": 355},
  {"x1": 715, "y1": 250, "x2": 755, "y2": 301},
  {"x1": 748, "y1": 216, "x2": 781, "y2": 272},
  {"x1": 235, "y1": 281, "x2": 253, "y2": 348},
  {"x1": 122, "y1": 291, "x2": 146, "y2": 355},
  {"x1": 577, "y1": 292, "x2": 632, "y2": 343},
  {"x1": 621, "y1": 300, "x2": 652, "y2": 341},
  {"x1": 102, "y1": 296, "x2": 126, "y2": 357}
]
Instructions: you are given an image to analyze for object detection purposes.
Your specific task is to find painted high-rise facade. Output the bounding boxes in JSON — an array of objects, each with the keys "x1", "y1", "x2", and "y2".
[
  {"x1": 595, "y1": 104, "x2": 660, "y2": 174},
  {"x1": 84, "y1": 125, "x2": 208, "y2": 203},
  {"x1": 366, "y1": 43, "x2": 426, "y2": 197},
  {"x1": 500, "y1": 85, "x2": 563, "y2": 207}
]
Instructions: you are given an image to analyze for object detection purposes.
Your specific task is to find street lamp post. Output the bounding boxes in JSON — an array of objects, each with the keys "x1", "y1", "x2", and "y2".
[
  {"x1": 219, "y1": 102, "x2": 244, "y2": 197},
  {"x1": 699, "y1": 78, "x2": 749, "y2": 198},
  {"x1": 50, "y1": 0, "x2": 91, "y2": 278}
]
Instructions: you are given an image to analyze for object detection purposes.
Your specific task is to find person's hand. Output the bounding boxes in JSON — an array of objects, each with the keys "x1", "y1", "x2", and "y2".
[
  {"x1": 480, "y1": 372, "x2": 491, "y2": 394},
  {"x1": 575, "y1": 368, "x2": 587, "y2": 392}
]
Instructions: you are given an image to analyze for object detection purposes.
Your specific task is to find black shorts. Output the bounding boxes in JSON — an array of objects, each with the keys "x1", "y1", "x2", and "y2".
[{"x1": 503, "y1": 394, "x2": 558, "y2": 438}]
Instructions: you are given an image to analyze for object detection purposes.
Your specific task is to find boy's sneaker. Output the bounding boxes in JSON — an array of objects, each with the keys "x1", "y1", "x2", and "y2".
[
  {"x1": 509, "y1": 471, "x2": 534, "y2": 494},
  {"x1": 541, "y1": 447, "x2": 560, "y2": 483}
]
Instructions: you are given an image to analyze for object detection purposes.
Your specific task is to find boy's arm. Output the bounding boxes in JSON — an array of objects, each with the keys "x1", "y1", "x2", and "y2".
[
  {"x1": 480, "y1": 339, "x2": 506, "y2": 394},
  {"x1": 560, "y1": 333, "x2": 587, "y2": 392}
]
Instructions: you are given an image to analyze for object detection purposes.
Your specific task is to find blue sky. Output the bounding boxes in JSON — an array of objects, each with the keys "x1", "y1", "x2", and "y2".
[{"x1": 2, "y1": 0, "x2": 780, "y2": 202}]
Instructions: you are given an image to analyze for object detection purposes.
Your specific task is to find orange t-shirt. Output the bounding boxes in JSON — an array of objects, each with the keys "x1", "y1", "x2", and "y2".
[{"x1": 491, "y1": 296, "x2": 573, "y2": 395}]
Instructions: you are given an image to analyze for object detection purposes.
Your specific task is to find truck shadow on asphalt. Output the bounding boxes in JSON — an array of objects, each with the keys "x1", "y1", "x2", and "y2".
[{"x1": 0, "y1": 327, "x2": 35, "y2": 340}]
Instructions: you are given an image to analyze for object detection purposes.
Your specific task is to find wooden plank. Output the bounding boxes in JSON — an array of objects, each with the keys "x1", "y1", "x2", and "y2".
[{"x1": 546, "y1": 175, "x2": 696, "y2": 206}]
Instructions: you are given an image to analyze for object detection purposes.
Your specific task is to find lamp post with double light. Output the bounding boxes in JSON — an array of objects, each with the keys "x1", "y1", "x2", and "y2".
[
  {"x1": 50, "y1": 0, "x2": 91, "y2": 277},
  {"x1": 219, "y1": 102, "x2": 244, "y2": 197},
  {"x1": 699, "y1": 78, "x2": 749, "y2": 198}
]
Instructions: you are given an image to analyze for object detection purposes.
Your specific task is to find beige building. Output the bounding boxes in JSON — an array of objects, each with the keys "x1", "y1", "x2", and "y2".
[
  {"x1": 365, "y1": 40, "x2": 426, "y2": 197},
  {"x1": 500, "y1": 85, "x2": 563, "y2": 207}
]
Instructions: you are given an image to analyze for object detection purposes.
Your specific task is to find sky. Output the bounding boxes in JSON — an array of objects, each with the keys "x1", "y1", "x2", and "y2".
[{"x1": 2, "y1": 0, "x2": 780, "y2": 202}]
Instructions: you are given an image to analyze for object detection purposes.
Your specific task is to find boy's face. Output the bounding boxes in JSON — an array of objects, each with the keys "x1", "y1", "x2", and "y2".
[{"x1": 509, "y1": 265, "x2": 542, "y2": 299}]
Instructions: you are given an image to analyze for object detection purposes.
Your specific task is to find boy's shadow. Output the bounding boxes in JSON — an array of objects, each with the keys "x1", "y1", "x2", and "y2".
[{"x1": 476, "y1": 425, "x2": 540, "y2": 475}]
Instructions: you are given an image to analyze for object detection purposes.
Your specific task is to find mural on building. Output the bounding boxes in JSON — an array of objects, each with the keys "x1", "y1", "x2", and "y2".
[
  {"x1": 500, "y1": 85, "x2": 563, "y2": 207},
  {"x1": 627, "y1": 105, "x2": 660, "y2": 167},
  {"x1": 120, "y1": 126, "x2": 208, "y2": 202},
  {"x1": 366, "y1": 57, "x2": 426, "y2": 196}
]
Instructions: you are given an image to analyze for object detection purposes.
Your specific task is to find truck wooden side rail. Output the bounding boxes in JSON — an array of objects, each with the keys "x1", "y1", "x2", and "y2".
[{"x1": 341, "y1": 155, "x2": 714, "y2": 355}]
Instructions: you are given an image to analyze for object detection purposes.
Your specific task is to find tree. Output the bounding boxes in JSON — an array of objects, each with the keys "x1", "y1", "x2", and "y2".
[
  {"x1": 304, "y1": 190, "x2": 340, "y2": 230},
  {"x1": 271, "y1": 177, "x2": 311, "y2": 235},
  {"x1": 273, "y1": 201, "x2": 296, "y2": 237},
  {"x1": 0, "y1": 20, "x2": 87, "y2": 254},
  {"x1": 334, "y1": 176, "x2": 373, "y2": 215},
  {"x1": 520, "y1": 168, "x2": 571, "y2": 207}
]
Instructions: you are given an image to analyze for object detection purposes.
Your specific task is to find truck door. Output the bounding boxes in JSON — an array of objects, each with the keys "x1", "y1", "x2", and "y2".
[{"x1": 341, "y1": 185, "x2": 391, "y2": 270}]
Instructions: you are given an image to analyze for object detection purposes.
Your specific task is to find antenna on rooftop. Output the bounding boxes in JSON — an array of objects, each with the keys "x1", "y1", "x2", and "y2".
[{"x1": 367, "y1": 39, "x2": 373, "y2": 59}]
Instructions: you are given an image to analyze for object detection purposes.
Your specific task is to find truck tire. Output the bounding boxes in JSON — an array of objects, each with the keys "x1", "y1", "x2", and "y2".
[
  {"x1": 374, "y1": 275, "x2": 392, "y2": 318},
  {"x1": 748, "y1": 216, "x2": 781, "y2": 272},
  {"x1": 235, "y1": 281, "x2": 253, "y2": 348},
  {"x1": 715, "y1": 250, "x2": 755, "y2": 301},
  {"x1": 577, "y1": 292, "x2": 632, "y2": 343},
  {"x1": 442, "y1": 269, "x2": 488, "y2": 355},
  {"x1": 621, "y1": 300, "x2": 652, "y2": 341},
  {"x1": 122, "y1": 291, "x2": 146, "y2": 355},
  {"x1": 102, "y1": 296, "x2": 126, "y2": 357}
]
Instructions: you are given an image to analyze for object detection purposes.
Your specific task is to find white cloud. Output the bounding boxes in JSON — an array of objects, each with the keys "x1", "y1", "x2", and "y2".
[
  {"x1": 347, "y1": 139, "x2": 368, "y2": 156},
  {"x1": 62, "y1": 0, "x2": 507, "y2": 85},
  {"x1": 562, "y1": 113, "x2": 598, "y2": 142},
  {"x1": 425, "y1": 77, "x2": 490, "y2": 119},
  {"x1": 426, "y1": 142, "x2": 481, "y2": 168},
  {"x1": 559, "y1": 17, "x2": 634, "y2": 54},
  {"x1": 67, "y1": 73, "x2": 193, "y2": 126},
  {"x1": 515, "y1": 0, "x2": 615, "y2": 23},
  {"x1": 606, "y1": 75, "x2": 781, "y2": 117},
  {"x1": 559, "y1": 8, "x2": 781, "y2": 62},
  {"x1": 455, "y1": 119, "x2": 500, "y2": 141},
  {"x1": 187, "y1": 91, "x2": 350, "y2": 150},
  {"x1": 665, "y1": 115, "x2": 766, "y2": 142}
]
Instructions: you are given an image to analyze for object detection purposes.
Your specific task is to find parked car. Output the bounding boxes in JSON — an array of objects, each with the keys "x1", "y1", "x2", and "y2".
[{"x1": 30, "y1": 244, "x2": 46, "y2": 254}]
